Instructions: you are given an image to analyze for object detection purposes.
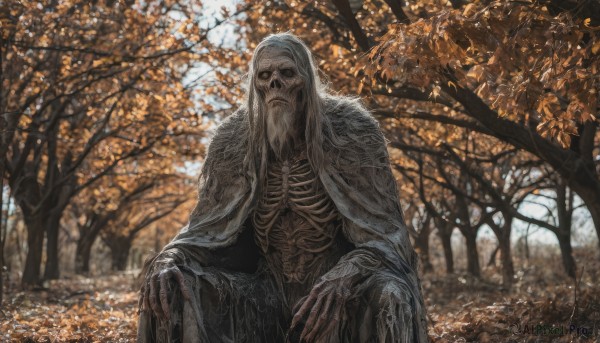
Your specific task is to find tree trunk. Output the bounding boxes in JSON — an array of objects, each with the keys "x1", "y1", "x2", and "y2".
[
  {"x1": 22, "y1": 214, "x2": 45, "y2": 287},
  {"x1": 487, "y1": 245, "x2": 499, "y2": 267},
  {"x1": 556, "y1": 181, "x2": 576, "y2": 278},
  {"x1": 464, "y1": 232, "x2": 481, "y2": 278},
  {"x1": 74, "y1": 210, "x2": 113, "y2": 274},
  {"x1": 524, "y1": 224, "x2": 531, "y2": 261},
  {"x1": 43, "y1": 165, "x2": 73, "y2": 280},
  {"x1": 498, "y1": 232, "x2": 514, "y2": 286},
  {"x1": 74, "y1": 236, "x2": 95, "y2": 274},
  {"x1": 10, "y1": 172, "x2": 46, "y2": 287},
  {"x1": 108, "y1": 237, "x2": 132, "y2": 271},
  {"x1": 495, "y1": 216, "x2": 515, "y2": 286},
  {"x1": 556, "y1": 232, "x2": 576, "y2": 278},
  {"x1": 568, "y1": 182, "x2": 600, "y2": 253},
  {"x1": 417, "y1": 235, "x2": 433, "y2": 274},
  {"x1": 437, "y1": 228, "x2": 454, "y2": 274},
  {"x1": 43, "y1": 211, "x2": 61, "y2": 280},
  {"x1": 415, "y1": 220, "x2": 433, "y2": 273}
]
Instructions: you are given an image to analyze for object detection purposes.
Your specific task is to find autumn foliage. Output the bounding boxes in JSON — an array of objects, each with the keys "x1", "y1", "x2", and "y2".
[{"x1": 365, "y1": 2, "x2": 599, "y2": 146}]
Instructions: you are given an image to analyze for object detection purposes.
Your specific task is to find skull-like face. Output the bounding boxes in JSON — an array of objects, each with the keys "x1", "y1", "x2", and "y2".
[{"x1": 254, "y1": 46, "x2": 305, "y2": 116}]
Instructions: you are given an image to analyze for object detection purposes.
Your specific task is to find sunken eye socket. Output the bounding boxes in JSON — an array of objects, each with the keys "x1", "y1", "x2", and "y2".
[
  {"x1": 281, "y1": 68, "x2": 295, "y2": 77},
  {"x1": 258, "y1": 71, "x2": 271, "y2": 80}
]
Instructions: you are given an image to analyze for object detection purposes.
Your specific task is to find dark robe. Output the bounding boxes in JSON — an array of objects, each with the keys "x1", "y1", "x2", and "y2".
[{"x1": 137, "y1": 96, "x2": 428, "y2": 343}]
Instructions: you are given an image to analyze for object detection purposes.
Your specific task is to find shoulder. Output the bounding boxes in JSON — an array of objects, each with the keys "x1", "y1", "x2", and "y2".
[
  {"x1": 323, "y1": 95, "x2": 373, "y2": 121},
  {"x1": 207, "y1": 108, "x2": 249, "y2": 149},
  {"x1": 211, "y1": 108, "x2": 249, "y2": 141},
  {"x1": 202, "y1": 108, "x2": 250, "y2": 175},
  {"x1": 322, "y1": 95, "x2": 386, "y2": 145}
]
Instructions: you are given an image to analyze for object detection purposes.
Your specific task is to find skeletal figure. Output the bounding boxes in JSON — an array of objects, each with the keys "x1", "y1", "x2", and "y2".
[{"x1": 138, "y1": 33, "x2": 428, "y2": 343}]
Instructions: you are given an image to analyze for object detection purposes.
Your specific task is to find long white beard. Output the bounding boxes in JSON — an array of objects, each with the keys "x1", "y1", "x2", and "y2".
[{"x1": 267, "y1": 105, "x2": 296, "y2": 160}]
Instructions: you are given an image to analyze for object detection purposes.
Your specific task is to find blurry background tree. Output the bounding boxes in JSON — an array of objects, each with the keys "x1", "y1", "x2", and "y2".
[
  {"x1": 0, "y1": 0, "x2": 598, "y2": 305},
  {"x1": 0, "y1": 0, "x2": 246, "y2": 289}
]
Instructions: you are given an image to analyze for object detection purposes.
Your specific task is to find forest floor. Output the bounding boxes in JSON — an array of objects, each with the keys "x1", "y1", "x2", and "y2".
[
  {"x1": 1, "y1": 258, "x2": 599, "y2": 342},
  {"x1": 1, "y1": 273, "x2": 139, "y2": 342}
]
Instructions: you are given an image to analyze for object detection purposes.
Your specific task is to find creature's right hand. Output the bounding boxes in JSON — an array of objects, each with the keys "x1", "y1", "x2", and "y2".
[{"x1": 140, "y1": 264, "x2": 192, "y2": 320}]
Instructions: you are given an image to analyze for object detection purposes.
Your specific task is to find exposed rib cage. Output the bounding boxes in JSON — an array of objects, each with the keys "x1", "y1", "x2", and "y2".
[{"x1": 252, "y1": 151, "x2": 341, "y2": 287}]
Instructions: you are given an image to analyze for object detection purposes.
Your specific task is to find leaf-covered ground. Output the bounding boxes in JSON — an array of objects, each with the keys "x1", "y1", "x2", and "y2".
[
  {"x1": 425, "y1": 275, "x2": 600, "y2": 342},
  {"x1": 1, "y1": 274, "x2": 139, "y2": 342},
  {"x1": 1, "y1": 264, "x2": 599, "y2": 342}
]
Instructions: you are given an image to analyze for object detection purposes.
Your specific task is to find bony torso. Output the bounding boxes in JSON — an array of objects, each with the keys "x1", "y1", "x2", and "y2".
[{"x1": 252, "y1": 149, "x2": 346, "y2": 305}]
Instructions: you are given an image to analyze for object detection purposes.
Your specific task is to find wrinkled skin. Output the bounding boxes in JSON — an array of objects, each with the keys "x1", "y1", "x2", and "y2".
[
  {"x1": 142, "y1": 47, "x2": 348, "y2": 342},
  {"x1": 257, "y1": 47, "x2": 306, "y2": 159},
  {"x1": 290, "y1": 277, "x2": 353, "y2": 342},
  {"x1": 141, "y1": 263, "x2": 190, "y2": 321},
  {"x1": 254, "y1": 46, "x2": 305, "y2": 115}
]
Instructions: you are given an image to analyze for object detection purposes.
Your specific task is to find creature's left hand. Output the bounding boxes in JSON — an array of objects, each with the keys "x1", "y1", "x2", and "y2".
[{"x1": 290, "y1": 276, "x2": 352, "y2": 342}]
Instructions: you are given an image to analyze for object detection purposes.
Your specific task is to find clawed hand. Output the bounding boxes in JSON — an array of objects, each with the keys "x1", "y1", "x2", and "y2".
[
  {"x1": 140, "y1": 264, "x2": 191, "y2": 320},
  {"x1": 289, "y1": 278, "x2": 350, "y2": 342}
]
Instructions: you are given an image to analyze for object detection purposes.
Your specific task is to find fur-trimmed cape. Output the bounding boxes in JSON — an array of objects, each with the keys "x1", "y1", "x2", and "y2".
[{"x1": 138, "y1": 96, "x2": 428, "y2": 343}]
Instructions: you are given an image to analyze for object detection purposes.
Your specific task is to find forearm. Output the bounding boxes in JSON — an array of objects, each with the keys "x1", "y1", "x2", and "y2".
[{"x1": 319, "y1": 247, "x2": 383, "y2": 285}]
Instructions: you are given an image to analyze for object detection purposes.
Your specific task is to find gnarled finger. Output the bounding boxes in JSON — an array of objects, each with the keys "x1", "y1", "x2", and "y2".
[
  {"x1": 300, "y1": 291, "x2": 327, "y2": 341},
  {"x1": 172, "y1": 268, "x2": 191, "y2": 301},
  {"x1": 292, "y1": 295, "x2": 308, "y2": 315},
  {"x1": 317, "y1": 291, "x2": 344, "y2": 341},
  {"x1": 291, "y1": 289, "x2": 318, "y2": 329},
  {"x1": 304, "y1": 291, "x2": 334, "y2": 341}
]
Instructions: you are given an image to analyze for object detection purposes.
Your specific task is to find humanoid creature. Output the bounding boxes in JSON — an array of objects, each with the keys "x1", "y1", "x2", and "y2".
[{"x1": 138, "y1": 33, "x2": 428, "y2": 343}]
